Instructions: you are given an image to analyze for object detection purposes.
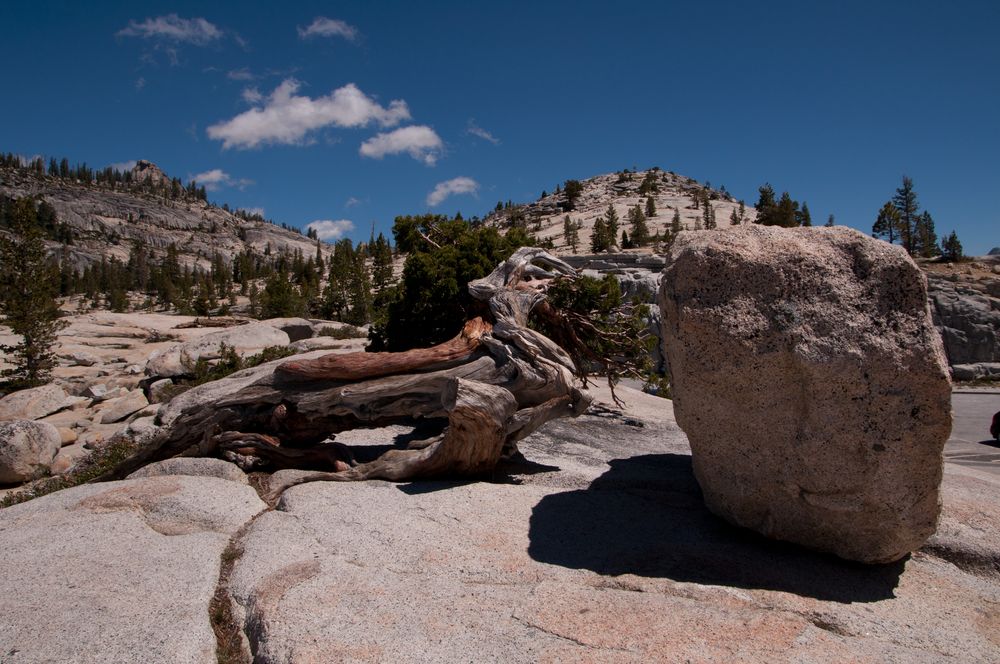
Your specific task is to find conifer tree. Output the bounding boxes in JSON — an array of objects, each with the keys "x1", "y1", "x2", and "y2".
[
  {"x1": 563, "y1": 215, "x2": 579, "y2": 252},
  {"x1": 893, "y1": 176, "x2": 920, "y2": 255},
  {"x1": 730, "y1": 206, "x2": 740, "y2": 225},
  {"x1": 590, "y1": 215, "x2": 609, "y2": 253},
  {"x1": 826, "y1": 214, "x2": 835, "y2": 227},
  {"x1": 563, "y1": 180, "x2": 584, "y2": 210},
  {"x1": 941, "y1": 231, "x2": 963, "y2": 262},
  {"x1": 671, "y1": 209, "x2": 682, "y2": 235},
  {"x1": 797, "y1": 202, "x2": 812, "y2": 227},
  {"x1": 703, "y1": 199, "x2": 716, "y2": 229},
  {"x1": 0, "y1": 199, "x2": 67, "y2": 386},
  {"x1": 915, "y1": 211, "x2": 940, "y2": 258},
  {"x1": 604, "y1": 204, "x2": 619, "y2": 246},
  {"x1": 628, "y1": 204, "x2": 650, "y2": 246},
  {"x1": 754, "y1": 184, "x2": 776, "y2": 224},
  {"x1": 872, "y1": 201, "x2": 901, "y2": 244},
  {"x1": 645, "y1": 196, "x2": 656, "y2": 218}
]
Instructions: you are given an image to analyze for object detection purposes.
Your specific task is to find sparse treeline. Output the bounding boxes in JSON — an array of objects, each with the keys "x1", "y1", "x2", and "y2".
[
  {"x1": 1, "y1": 152, "x2": 208, "y2": 203},
  {"x1": 872, "y1": 176, "x2": 962, "y2": 261},
  {"x1": 1, "y1": 194, "x2": 399, "y2": 323}
]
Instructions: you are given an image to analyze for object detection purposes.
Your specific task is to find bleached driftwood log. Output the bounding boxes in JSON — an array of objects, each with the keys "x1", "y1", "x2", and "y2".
[{"x1": 102, "y1": 248, "x2": 592, "y2": 495}]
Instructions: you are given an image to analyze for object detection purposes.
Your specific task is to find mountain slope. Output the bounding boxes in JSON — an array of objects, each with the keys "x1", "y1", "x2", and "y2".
[
  {"x1": 485, "y1": 168, "x2": 756, "y2": 254},
  {"x1": 0, "y1": 160, "x2": 327, "y2": 271}
]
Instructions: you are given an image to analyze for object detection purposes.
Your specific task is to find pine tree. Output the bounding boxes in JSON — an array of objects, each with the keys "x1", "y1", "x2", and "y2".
[
  {"x1": 797, "y1": 202, "x2": 812, "y2": 227},
  {"x1": 563, "y1": 180, "x2": 584, "y2": 210},
  {"x1": 671, "y1": 209, "x2": 682, "y2": 236},
  {"x1": 738, "y1": 200, "x2": 746, "y2": 223},
  {"x1": 892, "y1": 175, "x2": 920, "y2": 255},
  {"x1": 628, "y1": 204, "x2": 650, "y2": 246},
  {"x1": 0, "y1": 199, "x2": 68, "y2": 386},
  {"x1": 604, "y1": 204, "x2": 619, "y2": 246},
  {"x1": 645, "y1": 196, "x2": 656, "y2": 218},
  {"x1": 915, "y1": 211, "x2": 940, "y2": 258},
  {"x1": 825, "y1": 214, "x2": 835, "y2": 227},
  {"x1": 563, "y1": 215, "x2": 579, "y2": 252},
  {"x1": 260, "y1": 269, "x2": 306, "y2": 318},
  {"x1": 941, "y1": 231, "x2": 963, "y2": 262},
  {"x1": 371, "y1": 233, "x2": 394, "y2": 292},
  {"x1": 703, "y1": 199, "x2": 716, "y2": 229},
  {"x1": 754, "y1": 185, "x2": 779, "y2": 224},
  {"x1": 590, "y1": 215, "x2": 609, "y2": 253},
  {"x1": 872, "y1": 201, "x2": 901, "y2": 244}
]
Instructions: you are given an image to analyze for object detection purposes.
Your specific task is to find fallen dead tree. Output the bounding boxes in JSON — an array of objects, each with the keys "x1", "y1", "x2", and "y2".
[{"x1": 98, "y1": 248, "x2": 649, "y2": 497}]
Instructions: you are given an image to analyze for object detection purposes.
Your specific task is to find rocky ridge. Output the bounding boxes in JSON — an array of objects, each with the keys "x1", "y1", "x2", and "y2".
[
  {"x1": 486, "y1": 168, "x2": 753, "y2": 255},
  {"x1": 0, "y1": 161, "x2": 329, "y2": 272}
]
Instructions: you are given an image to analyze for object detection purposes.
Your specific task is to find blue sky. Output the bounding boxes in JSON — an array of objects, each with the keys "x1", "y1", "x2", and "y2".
[{"x1": 1, "y1": 1, "x2": 998, "y2": 253}]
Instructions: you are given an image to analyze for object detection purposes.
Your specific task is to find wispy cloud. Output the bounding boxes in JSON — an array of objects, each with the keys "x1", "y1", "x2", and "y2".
[
  {"x1": 360, "y1": 126, "x2": 443, "y2": 166},
  {"x1": 345, "y1": 196, "x2": 363, "y2": 208},
  {"x1": 227, "y1": 68, "x2": 254, "y2": 81},
  {"x1": 108, "y1": 160, "x2": 138, "y2": 172},
  {"x1": 207, "y1": 79, "x2": 410, "y2": 149},
  {"x1": 306, "y1": 219, "x2": 355, "y2": 241},
  {"x1": 134, "y1": 77, "x2": 146, "y2": 91},
  {"x1": 467, "y1": 120, "x2": 500, "y2": 145},
  {"x1": 190, "y1": 168, "x2": 254, "y2": 191},
  {"x1": 427, "y1": 177, "x2": 479, "y2": 206},
  {"x1": 241, "y1": 87, "x2": 263, "y2": 104},
  {"x1": 118, "y1": 14, "x2": 222, "y2": 45},
  {"x1": 297, "y1": 17, "x2": 359, "y2": 41}
]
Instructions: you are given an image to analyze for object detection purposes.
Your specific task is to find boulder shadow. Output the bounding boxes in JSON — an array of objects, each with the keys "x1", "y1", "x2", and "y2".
[{"x1": 528, "y1": 453, "x2": 906, "y2": 603}]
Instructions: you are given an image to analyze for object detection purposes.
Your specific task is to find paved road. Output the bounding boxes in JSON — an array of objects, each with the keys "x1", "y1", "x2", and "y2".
[{"x1": 946, "y1": 391, "x2": 1000, "y2": 475}]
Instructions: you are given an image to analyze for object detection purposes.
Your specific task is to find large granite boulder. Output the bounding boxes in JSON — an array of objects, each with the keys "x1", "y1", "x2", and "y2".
[
  {"x1": 145, "y1": 322, "x2": 291, "y2": 378},
  {"x1": 0, "y1": 383, "x2": 69, "y2": 422},
  {"x1": 0, "y1": 420, "x2": 62, "y2": 483},
  {"x1": 658, "y1": 225, "x2": 952, "y2": 563}
]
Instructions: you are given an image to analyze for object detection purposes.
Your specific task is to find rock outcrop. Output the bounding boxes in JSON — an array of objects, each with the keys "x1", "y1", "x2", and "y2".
[
  {"x1": 0, "y1": 420, "x2": 62, "y2": 483},
  {"x1": 0, "y1": 383, "x2": 69, "y2": 422},
  {"x1": 145, "y1": 322, "x2": 291, "y2": 378},
  {"x1": 659, "y1": 225, "x2": 952, "y2": 563},
  {"x1": 927, "y1": 273, "x2": 1000, "y2": 380},
  {"x1": 0, "y1": 476, "x2": 265, "y2": 662},
  {"x1": 0, "y1": 385, "x2": 998, "y2": 661}
]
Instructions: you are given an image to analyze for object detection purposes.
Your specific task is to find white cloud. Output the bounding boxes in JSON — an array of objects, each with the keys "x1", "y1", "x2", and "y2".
[
  {"x1": 135, "y1": 77, "x2": 146, "y2": 91},
  {"x1": 298, "y1": 17, "x2": 359, "y2": 41},
  {"x1": 207, "y1": 79, "x2": 410, "y2": 149},
  {"x1": 227, "y1": 68, "x2": 254, "y2": 81},
  {"x1": 467, "y1": 120, "x2": 500, "y2": 145},
  {"x1": 359, "y1": 125, "x2": 443, "y2": 165},
  {"x1": 190, "y1": 168, "x2": 254, "y2": 191},
  {"x1": 427, "y1": 177, "x2": 479, "y2": 206},
  {"x1": 118, "y1": 14, "x2": 222, "y2": 45},
  {"x1": 306, "y1": 219, "x2": 355, "y2": 241},
  {"x1": 345, "y1": 196, "x2": 363, "y2": 208},
  {"x1": 109, "y1": 160, "x2": 138, "y2": 172},
  {"x1": 241, "y1": 87, "x2": 262, "y2": 104}
]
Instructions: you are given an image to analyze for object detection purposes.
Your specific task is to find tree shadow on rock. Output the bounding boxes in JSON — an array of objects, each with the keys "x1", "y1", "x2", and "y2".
[{"x1": 528, "y1": 453, "x2": 906, "y2": 603}]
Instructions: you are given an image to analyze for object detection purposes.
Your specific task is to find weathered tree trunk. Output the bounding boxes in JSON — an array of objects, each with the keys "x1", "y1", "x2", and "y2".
[{"x1": 100, "y1": 248, "x2": 593, "y2": 494}]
